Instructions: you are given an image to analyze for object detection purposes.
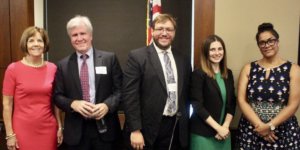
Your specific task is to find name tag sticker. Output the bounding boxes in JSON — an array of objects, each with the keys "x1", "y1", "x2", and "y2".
[
  {"x1": 95, "y1": 66, "x2": 107, "y2": 74},
  {"x1": 167, "y1": 83, "x2": 177, "y2": 92}
]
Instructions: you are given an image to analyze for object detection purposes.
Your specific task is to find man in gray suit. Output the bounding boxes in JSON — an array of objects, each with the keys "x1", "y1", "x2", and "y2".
[
  {"x1": 53, "y1": 15, "x2": 122, "y2": 150},
  {"x1": 122, "y1": 14, "x2": 191, "y2": 150}
]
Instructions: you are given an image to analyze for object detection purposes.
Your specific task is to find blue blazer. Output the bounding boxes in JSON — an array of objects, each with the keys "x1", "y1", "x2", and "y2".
[{"x1": 190, "y1": 68, "x2": 236, "y2": 136}]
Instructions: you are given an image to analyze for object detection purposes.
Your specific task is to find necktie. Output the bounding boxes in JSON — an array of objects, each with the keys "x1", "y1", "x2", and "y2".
[
  {"x1": 80, "y1": 54, "x2": 90, "y2": 102},
  {"x1": 163, "y1": 51, "x2": 176, "y2": 114}
]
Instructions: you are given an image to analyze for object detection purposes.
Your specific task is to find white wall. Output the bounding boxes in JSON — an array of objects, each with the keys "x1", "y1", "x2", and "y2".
[{"x1": 215, "y1": 0, "x2": 300, "y2": 127}]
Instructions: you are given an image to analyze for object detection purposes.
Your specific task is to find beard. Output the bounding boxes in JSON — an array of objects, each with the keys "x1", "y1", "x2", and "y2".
[{"x1": 153, "y1": 38, "x2": 172, "y2": 50}]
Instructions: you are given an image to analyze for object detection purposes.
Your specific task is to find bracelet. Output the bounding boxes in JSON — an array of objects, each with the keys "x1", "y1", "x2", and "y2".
[
  {"x1": 58, "y1": 127, "x2": 64, "y2": 130},
  {"x1": 5, "y1": 133, "x2": 16, "y2": 140}
]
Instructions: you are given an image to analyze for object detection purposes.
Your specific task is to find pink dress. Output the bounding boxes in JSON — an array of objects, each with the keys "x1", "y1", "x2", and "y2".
[{"x1": 2, "y1": 61, "x2": 58, "y2": 150}]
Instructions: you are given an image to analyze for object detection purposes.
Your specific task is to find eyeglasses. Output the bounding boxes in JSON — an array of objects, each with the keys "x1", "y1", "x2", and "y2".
[
  {"x1": 154, "y1": 28, "x2": 175, "y2": 34},
  {"x1": 258, "y1": 38, "x2": 278, "y2": 48}
]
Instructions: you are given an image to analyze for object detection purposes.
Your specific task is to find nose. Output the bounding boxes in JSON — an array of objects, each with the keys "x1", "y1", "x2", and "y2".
[
  {"x1": 215, "y1": 50, "x2": 221, "y2": 54},
  {"x1": 75, "y1": 34, "x2": 83, "y2": 40},
  {"x1": 161, "y1": 30, "x2": 168, "y2": 35},
  {"x1": 33, "y1": 40, "x2": 39, "y2": 45}
]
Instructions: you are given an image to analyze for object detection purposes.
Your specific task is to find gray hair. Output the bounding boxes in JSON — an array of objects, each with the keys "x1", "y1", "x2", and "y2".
[{"x1": 66, "y1": 15, "x2": 93, "y2": 35}]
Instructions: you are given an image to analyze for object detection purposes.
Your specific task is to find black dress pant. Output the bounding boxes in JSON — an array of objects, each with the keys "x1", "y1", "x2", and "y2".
[
  {"x1": 125, "y1": 116, "x2": 183, "y2": 150},
  {"x1": 148, "y1": 116, "x2": 180, "y2": 150},
  {"x1": 66, "y1": 119, "x2": 113, "y2": 150}
]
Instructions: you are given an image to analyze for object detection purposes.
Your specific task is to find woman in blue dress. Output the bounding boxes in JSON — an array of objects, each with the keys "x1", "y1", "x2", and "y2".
[{"x1": 236, "y1": 23, "x2": 300, "y2": 149}]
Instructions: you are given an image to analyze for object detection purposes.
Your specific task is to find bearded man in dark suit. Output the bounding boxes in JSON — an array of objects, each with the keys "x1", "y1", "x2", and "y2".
[{"x1": 122, "y1": 14, "x2": 191, "y2": 150}]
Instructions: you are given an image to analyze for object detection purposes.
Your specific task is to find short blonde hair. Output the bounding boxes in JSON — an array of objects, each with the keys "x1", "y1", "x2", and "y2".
[{"x1": 19, "y1": 26, "x2": 50, "y2": 54}]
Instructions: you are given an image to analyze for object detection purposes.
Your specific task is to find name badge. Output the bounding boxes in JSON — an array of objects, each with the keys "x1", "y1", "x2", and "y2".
[
  {"x1": 95, "y1": 66, "x2": 107, "y2": 74},
  {"x1": 167, "y1": 83, "x2": 177, "y2": 92}
]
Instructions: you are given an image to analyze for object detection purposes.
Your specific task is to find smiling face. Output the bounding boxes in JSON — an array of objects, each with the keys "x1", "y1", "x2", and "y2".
[
  {"x1": 258, "y1": 31, "x2": 279, "y2": 58},
  {"x1": 152, "y1": 20, "x2": 175, "y2": 50},
  {"x1": 26, "y1": 33, "x2": 45, "y2": 57},
  {"x1": 208, "y1": 41, "x2": 224, "y2": 65},
  {"x1": 69, "y1": 24, "x2": 93, "y2": 54}
]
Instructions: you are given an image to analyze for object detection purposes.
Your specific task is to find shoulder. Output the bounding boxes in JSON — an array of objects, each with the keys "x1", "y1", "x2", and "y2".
[
  {"x1": 192, "y1": 68, "x2": 207, "y2": 77},
  {"x1": 126, "y1": 46, "x2": 149, "y2": 63},
  {"x1": 6, "y1": 62, "x2": 18, "y2": 70},
  {"x1": 57, "y1": 53, "x2": 74, "y2": 64},
  {"x1": 227, "y1": 68, "x2": 233, "y2": 74},
  {"x1": 240, "y1": 63, "x2": 252, "y2": 75},
  {"x1": 226, "y1": 68, "x2": 234, "y2": 78},
  {"x1": 94, "y1": 49, "x2": 115, "y2": 57},
  {"x1": 6, "y1": 61, "x2": 25, "y2": 71},
  {"x1": 129, "y1": 46, "x2": 149, "y2": 56},
  {"x1": 290, "y1": 63, "x2": 300, "y2": 79},
  {"x1": 46, "y1": 62, "x2": 57, "y2": 70}
]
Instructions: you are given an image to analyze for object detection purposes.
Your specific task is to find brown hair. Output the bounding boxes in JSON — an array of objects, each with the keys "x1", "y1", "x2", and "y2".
[
  {"x1": 152, "y1": 13, "x2": 177, "y2": 30},
  {"x1": 20, "y1": 26, "x2": 50, "y2": 54},
  {"x1": 200, "y1": 35, "x2": 228, "y2": 79}
]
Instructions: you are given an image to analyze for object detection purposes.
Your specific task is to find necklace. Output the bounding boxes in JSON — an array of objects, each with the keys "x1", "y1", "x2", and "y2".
[{"x1": 22, "y1": 57, "x2": 45, "y2": 68}]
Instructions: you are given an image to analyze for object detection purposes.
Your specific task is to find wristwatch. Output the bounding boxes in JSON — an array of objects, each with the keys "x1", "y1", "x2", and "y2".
[{"x1": 268, "y1": 123, "x2": 276, "y2": 131}]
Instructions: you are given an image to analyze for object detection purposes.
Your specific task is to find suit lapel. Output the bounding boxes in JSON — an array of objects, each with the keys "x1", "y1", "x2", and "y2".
[
  {"x1": 224, "y1": 78, "x2": 230, "y2": 103},
  {"x1": 212, "y1": 77, "x2": 222, "y2": 98},
  {"x1": 213, "y1": 75, "x2": 230, "y2": 103},
  {"x1": 69, "y1": 53, "x2": 82, "y2": 95},
  {"x1": 173, "y1": 51, "x2": 183, "y2": 98},
  {"x1": 93, "y1": 49, "x2": 103, "y2": 91},
  {"x1": 148, "y1": 45, "x2": 167, "y2": 91}
]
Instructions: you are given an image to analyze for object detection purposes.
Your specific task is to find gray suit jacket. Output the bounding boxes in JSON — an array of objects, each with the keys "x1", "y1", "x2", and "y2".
[
  {"x1": 53, "y1": 48, "x2": 122, "y2": 145},
  {"x1": 122, "y1": 44, "x2": 191, "y2": 148}
]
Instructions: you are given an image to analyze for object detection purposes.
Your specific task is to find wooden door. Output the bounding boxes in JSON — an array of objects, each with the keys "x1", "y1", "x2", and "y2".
[{"x1": 0, "y1": 0, "x2": 34, "y2": 120}]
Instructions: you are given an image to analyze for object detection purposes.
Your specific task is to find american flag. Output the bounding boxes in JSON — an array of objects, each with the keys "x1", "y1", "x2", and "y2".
[{"x1": 146, "y1": 0, "x2": 161, "y2": 45}]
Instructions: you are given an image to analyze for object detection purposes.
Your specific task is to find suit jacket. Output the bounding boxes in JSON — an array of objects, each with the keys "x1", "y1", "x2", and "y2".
[
  {"x1": 190, "y1": 68, "x2": 236, "y2": 136},
  {"x1": 53, "y1": 48, "x2": 122, "y2": 145},
  {"x1": 122, "y1": 44, "x2": 191, "y2": 148}
]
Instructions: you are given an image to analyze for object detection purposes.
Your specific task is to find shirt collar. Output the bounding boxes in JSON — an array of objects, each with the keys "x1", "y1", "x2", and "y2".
[
  {"x1": 153, "y1": 42, "x2": 172, "y2": 54},
  {"x1": 76, "y1": 47, "x2": 93, "y2": 58}
]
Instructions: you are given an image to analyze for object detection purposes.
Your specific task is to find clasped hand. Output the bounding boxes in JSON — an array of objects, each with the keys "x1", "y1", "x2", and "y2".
[
  {"x1": 254, "y1": 123, "x2": 278, "y2": 143},
  {"x1": 215, "y1": 126, "x2": 230, "y2": 140},
  {"x1": 71, "y1": 100, "x2": 109, "y2": 119}
]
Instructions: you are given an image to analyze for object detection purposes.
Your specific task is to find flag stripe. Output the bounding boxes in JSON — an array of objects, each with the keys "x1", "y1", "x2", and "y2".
[{"x1": 146, "y1": 0, "x2": 161, "y2": 45}]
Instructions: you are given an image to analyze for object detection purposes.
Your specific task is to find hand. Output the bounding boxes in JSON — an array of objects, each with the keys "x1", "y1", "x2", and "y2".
[
  {"x1": 92, "y1": 103, "x2": 109, "y2": 120},
  {"x1": 70, "y1": 100, "x2": 95, "y2": 118},
  {"x1": 263, "y1": 131, "x2": 278, "y2": 143},
  {"x1": 57, "y1": 128, "x2": 63, "y2": 146},
  {"x1": 254, "y1": 123, "x2": 270, "y2": 137},
  {"x1": 130, "y1": 130, "x2": 145, "y2": 150},
  {"x1": 215, "y1": 126, "x2": 230, "y2": 140},
  {"x1": 6, "y1": 136, "x2": 19, "y2": 150}
]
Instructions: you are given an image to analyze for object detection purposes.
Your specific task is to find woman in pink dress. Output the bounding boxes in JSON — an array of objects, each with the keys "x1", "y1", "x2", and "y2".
[{"x1": 2, "y1": 26, "x2": 63, "y2": 150}]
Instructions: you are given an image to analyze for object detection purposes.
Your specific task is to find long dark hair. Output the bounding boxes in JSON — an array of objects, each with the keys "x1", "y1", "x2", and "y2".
[{"x1": 200, "y1": 34, "x2": 228, "y2": 79}]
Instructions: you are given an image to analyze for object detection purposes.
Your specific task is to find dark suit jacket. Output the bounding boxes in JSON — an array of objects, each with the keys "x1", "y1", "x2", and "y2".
[
  {"x1": 122, "y1": 44, "x2": 191, "y2": 148},
  {"x1": 190, "y1": 68, "x2": 236, "y2": 136},
  {"x1": 53, "y1": 49, "x2": 122, "y2": 145}
]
